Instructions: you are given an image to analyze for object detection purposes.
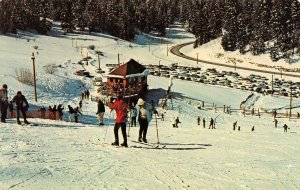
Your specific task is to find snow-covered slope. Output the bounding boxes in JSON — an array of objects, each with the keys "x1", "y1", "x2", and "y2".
[{"x1": 0, "y1": 24, "x2": 299, "y2": 189}]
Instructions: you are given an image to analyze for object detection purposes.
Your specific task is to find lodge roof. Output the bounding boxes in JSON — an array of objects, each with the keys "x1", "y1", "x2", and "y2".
[{"x1": 108, "y1": 59, "x2": 146, "y2": 77}]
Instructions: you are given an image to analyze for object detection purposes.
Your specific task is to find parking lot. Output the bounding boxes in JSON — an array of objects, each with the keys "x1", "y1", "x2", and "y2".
[{"x1": 146, "y1": 64, "x2": 300, "y2": 99}]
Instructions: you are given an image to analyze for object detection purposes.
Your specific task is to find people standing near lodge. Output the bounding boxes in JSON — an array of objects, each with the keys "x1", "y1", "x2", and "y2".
[
  {"x1": 74, "y1": 106, "x2": 82, "y2": 123},
  {"x1": 68, "y1": 105, "x2": 75, "y2": 122},
  {"x1": 12, "y1": 91, "x2": 30, "y2": 125},
  {"x1": 96, "y1": 99, "x2": 105, "y2": 125},
  {"x1": 79, "y1": 100, "x2": 83, "y2": 111},
  {"x1": 136, "y1": 98, "x2": 152, "y2": 143},
  {"x1": 130, "y1": 102, "x2": 137, "y2": 127},
  {"x1": 109, "y1": 95, "x2": 129, "y2": 147},
  {"x1": 57, "y1": 104, "x2": 64, "y2": 120},
  {"x1": 0, "y1": 84, "x2": 8, "y2": 123}
]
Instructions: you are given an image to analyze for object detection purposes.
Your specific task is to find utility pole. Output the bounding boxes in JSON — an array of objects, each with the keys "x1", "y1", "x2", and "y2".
[
  {"x1": 118, "y1": 53, "x2": 120, "y2": 66},
  {"x1": 280, "y1": 67, "x2": 283, "y2": 78},
  {"x1": 271, "y1": 75, "x2": 274, "y2": 96},
  {"x1": 167, "y1": 43, "x2": 169, "y2": 56},
  {"x1": 196, "y1": 53, "x2": 198, "y2": 65},
  {"x1": 158, "y1": 60, "x2": 161, "y2": 76},
  {"x1": 31, "y1": 52, "x2": 37, "y2": 102},
  {"x1": 96, "y1": 51, "x2": 101, "y2": 70},
  {"x1": 148, "y1": 41, "x2": 151, "y2": 52},
  {"x1": 234, "y1": 62, "x2": 236, "y2": 71}
]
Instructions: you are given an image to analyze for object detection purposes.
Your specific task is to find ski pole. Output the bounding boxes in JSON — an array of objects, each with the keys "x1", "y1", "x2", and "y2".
[
  {"x1": 155, "y1": 113, "x2": 160, "y2": 144},
  {"x1": 103, "y1": 111, "x2": 112, "y2": 143},
  {"x1": 128, "y1": 97, "x2": 132, "y2": 137}
]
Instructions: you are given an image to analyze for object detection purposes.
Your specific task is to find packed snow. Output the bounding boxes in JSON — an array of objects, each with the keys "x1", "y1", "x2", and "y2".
[{"x1": 0, "y1": 24, "x2": 299, "y2": 189}]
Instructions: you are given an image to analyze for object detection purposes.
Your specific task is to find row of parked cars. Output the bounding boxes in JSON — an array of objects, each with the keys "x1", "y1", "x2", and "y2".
[{"x1": 146, "y1": 64, "x2": 300, "y2": 98}]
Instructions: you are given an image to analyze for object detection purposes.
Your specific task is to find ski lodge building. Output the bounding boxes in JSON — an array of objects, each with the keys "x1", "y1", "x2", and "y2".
[{"x1": 97, "y1": 59, "x2": 149, "y2": 104}]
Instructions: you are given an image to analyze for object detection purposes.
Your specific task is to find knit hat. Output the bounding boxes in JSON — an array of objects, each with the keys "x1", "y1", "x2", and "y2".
[{"x1": 137, "y1": 98, "x2": 144, "y2": 106}]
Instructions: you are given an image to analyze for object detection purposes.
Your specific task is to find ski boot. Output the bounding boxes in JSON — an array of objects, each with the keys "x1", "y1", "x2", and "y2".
[
  {"x1": 111, "y1": 141, "x2": 119, "y2": 146},
  {"x1": 120, "y1": 142, "x2": 128, "y2": 148},
  {"x1": 24, "y1": 120, "x2": 30, "y2": 125}
]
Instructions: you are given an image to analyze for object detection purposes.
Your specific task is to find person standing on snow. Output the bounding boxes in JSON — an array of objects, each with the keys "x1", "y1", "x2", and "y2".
[
  {"x1": 136, "y1": 98, "x2": 152, "y2": 143},
  {"x1": 96, "y1": 99, "x2": 105, "y2": 125},
  {"x1": 12, "y1": 91, "x2": 30, "y2": 125},
  {"x1": 57, "y1": 104, "x2": 64, "y2": 120},
  {"x1": 274, "y1": 119, "x2": 278, "y2": 128},
  {"x1": 209, "y1": 118, "x2": 214, "y2": 129},
  {"x1": 197, "y1": 116, "x2": 201, "y2": 126},
  {"x1": 202, "y1": 118, "x2": 206, "y2": 128},
  {"x1": 68, "y1": 105, "x2": 75, "y2": 122},
  {"x1": 0, "y1": 84, "x2": 8, "y2": 123},
  {"x1": 109, "y1": 95, "x2": 129, "y2": 147},
  {"x1": 79, "y1": 100, "x2": 83, "y2": 111},
  {"x1": 175, "y1": 117, "x2": 181, "y2": 128},
  {"x1": 283, "y1": 124, "x2": 288, "y2": 133},
  {"x1": 74, "y1": 106, "x2": 82, "y2": 123},
  {"x1": 130, "y1": 102, "x2": 137, "y2": 127}
]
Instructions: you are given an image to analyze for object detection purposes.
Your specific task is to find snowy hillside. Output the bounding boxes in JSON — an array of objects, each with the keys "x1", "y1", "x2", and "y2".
[{"x1": 0, "y1": 24, "x2": 299, "y2": 189}]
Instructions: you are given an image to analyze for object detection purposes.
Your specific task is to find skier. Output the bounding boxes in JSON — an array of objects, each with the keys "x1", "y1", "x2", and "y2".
[
  {"x1": 130, "y1": 102, "x2": 137, "y2": 127},
  {"x1": 57, "y1": 104, "x2": 64, "y2": 120},
  {"x1": 79, "y1": 100, "x2": 83, "y2": 110},
  {"x1": 202, "y1": 118, "x2": 206, "y2": 128},
  {"x1": 238, "y1": 126, "x2": 241, "y2": 131},
  {"x1": 0, "y1": 84, "x2": 8, "y2": 123},
  {"x1": 81, "y1": 92, "x2": 85, "y2": 100},
  {"x1": 161, "y1": 113, "x2": 164, "y2": 121},
  {"x1": 109, "y1": 95, "x2": 129, "y2": 147},
  {"x1": 274, "y1": 119, "x2": 278, "y2": 128},
  {"x1": 175, "y1": 117, "x2": 181, "y2": 128},
  {"x1": 251, "y1": 126, "x2": 255, "y2": 131},
  {"x1": 68, "y1": 105, "x2": 75, "y2": 122},
  {"x1": 283, "y1": 124, "x2": 288, "y2": 133},
  {"x1": 209, "y1": 118, "x2": 214, "y2": 129},
  {"x1": 12, "y1": 91, "x2": 30, "y2": 125},
  {"x1": 233, "y1": 121, "x2": 237, "y2": 130},
  {"x1": 96, "y1": 99, "x2": 105, "y2": 125},
  {"x1": 197, "y1": 116, "x2": 201, "y2": 126},
  {"x1": 136, "y1": 98, "x2": 152, "y2": 143},
  {"x1": 74, "y1": 106, "x2": 82, "y2": 123}
]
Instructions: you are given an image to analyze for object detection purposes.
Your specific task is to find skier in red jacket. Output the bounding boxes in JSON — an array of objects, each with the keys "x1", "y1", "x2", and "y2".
[{"x1": 109, "y1": 95, "x2": 129, "y2": 147}]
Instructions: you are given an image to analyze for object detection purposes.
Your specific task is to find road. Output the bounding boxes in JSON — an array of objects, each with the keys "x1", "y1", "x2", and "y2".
[{"x1": 170, "y1": 41, "x2": 300, "y2": 78}]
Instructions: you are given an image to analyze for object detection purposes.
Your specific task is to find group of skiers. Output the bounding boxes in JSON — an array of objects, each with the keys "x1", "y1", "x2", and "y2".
[
  {"x1": 81, "y1": 90, "x2": 90, "y2": 100},
  {"x1": 107, "y1": 95, "x2": 153, "y2": 147},
  {"x1": 0, "y1": 84, "x2": 30, "y2": 125}
]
